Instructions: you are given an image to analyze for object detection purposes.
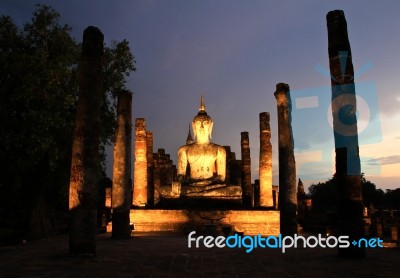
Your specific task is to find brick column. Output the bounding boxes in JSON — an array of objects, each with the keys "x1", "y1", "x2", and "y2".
[
  {"x1": 112, "y1": 90, "x2": 132, "y2": 239},
  {"x1": 146, "y1": 131, "x2": 154, "y2": 206},
  {"x1": 241, "y1": 132, "x2": 252, "y2": 207},
  {"x1": 274, "y1": 83, "x2": 297, "y2": 236},
  {"x1": 327, "y1": 10, "x2": 365, "y2": 258},
  {"x1": 133, "y1": 118, "x2": 147, "y2": 206},
  {"x1": 153, "y1": 153, "x2": 161, "y2": 205},
  {"x1": 224, "y1": 146, "x2": 232, "y2": 185},
  {"x1": 259, "y1": 112, "x2": 273, "y2": 207},
  {"x1": 69, "y1": 26, "x2": 103, "y2": 254}
]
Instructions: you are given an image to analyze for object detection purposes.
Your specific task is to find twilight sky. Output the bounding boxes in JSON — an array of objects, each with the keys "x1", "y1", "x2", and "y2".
[{"x1": 2, "y1": 0, "x2": 400, "y2": 191}]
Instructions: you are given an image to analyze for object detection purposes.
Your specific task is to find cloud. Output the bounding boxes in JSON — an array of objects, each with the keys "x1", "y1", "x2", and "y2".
[{"x1": 366, "y1": 155, "x2": 400, "y2": 166}]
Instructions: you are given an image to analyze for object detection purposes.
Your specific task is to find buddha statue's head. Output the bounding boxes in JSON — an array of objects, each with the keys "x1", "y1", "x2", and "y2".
[{"x1": 192, "y1": 96, "x2": 213, "y2": 144}]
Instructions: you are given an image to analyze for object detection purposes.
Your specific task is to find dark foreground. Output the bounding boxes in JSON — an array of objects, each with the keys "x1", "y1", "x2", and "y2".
[{"x1": 1, "y1": 232, "x2": 399, "y2": 278}]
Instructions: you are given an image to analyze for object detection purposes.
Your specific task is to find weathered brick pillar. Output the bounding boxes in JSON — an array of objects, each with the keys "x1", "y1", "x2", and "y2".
[
  {"x1": 327, "y1": 10, "x2": 365, "y2": 258},
  {"x1": 158, "y1": 149, "x2": 166, "y2": 187},
  {"x1": 224, "y1": 146, "x2": 232, "y2": 185},
  {"x1": 391, "y1": 222, "x2": 398, "y2": 242},
  {"x1": 274, "y1": 83, "x2": 297, "y2": 236},
  {"x1": 376, "y1": 220, "x2": 383, "y2": 238},
  {"x1": 133, "y1": 118, "x2": 147, "y2": 206},
  {"x1": 146, "y1": 131, "x2": 154, "y2": 206},
  {"x1": 229, "y1": 153, "x2": 241, "y2": 186},
  {"x1": 69, "y1": 26, "x2": 103, "y2": 255},
  {"x1": 165, "y1": 154, "x2": 173, "y2": 185},
  {"x1": 112, "y1": 90, "x2": 132, "y2": 239},
  {"x1": 153, "y1": 153, "x2": 161, "y2": 205},
  {"x1": 172, "y1": 164, "x2": 177, "y2": 182},
  {"x1": 241, "y1": 132, "x2": 252, "y2": 207},
  {"x1": 254, "y1": 179, "x2": 260, "y2": 207},
  {"x1": 272, "y1": 186, "x2": 279, "y2": 210},
  {"x1": 259, "y1": 112, "x2": 273, "y2": 207}
]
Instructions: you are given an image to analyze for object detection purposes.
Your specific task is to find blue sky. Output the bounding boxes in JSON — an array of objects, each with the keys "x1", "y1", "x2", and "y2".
[{"x1": 2, "y1": 0, "x2": 400, "y2": 191}]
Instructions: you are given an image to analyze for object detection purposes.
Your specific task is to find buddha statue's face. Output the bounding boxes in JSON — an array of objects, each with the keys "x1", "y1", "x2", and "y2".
[{"x1": 192, "y1": 115, "x2": 213, "y2": 144}]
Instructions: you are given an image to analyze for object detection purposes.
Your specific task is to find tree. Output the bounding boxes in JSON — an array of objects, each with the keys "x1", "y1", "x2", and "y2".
[
  {"x1": 308, "y1": 177, "x2": 338, "y2": 212},
  {"x1": 309, "y1": 173, "x2": 383, "y2": 212},
  {"x1": 361, "y1": 175, "x2": 384, "y2": 209},
  {"x1": 383, "y1": 188, "x2": 400, "y2": 210},
  {"x1": 0, "y1": 4, "x2": 135, "y2": 241}
]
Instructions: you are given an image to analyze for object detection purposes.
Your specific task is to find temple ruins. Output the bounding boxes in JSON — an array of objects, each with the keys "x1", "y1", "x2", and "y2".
[
  {"x1": 104, "y1": 9, "x2": 369, "y2": 242},
  {"x1": 124, "y1": 96, "x2": 280, "y2": 235}
]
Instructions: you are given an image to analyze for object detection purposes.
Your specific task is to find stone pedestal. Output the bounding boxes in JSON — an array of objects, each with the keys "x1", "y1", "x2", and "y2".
[{"x1": 129, "y1": 209, "x2": 280, "y2": 236}]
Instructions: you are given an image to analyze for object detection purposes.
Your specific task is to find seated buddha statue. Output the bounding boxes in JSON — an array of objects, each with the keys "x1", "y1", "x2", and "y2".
[{"x1": 177, "y1": 97, "x2": 226, "y2": 186}]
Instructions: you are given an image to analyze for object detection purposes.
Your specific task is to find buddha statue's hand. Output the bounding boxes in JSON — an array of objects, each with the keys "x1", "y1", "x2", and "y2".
[
  {"x1": 177, "y1": 174, "x2": 185, "y2": 182},
  {"x1": 213, "y1": 175, "x2": 224, "y2": 184}
]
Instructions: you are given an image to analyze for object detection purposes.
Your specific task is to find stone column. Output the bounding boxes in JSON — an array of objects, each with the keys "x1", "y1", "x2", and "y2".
[
  {"x1": 228, "y1": 151, "x2": 241, "y2": 186},
  {"x1": 133, "y1": 118, "x2": 147, "y2": 206},
  {"x1": 146, "y1": 131, "x2": 154, "y2": 206},
  {"x1": 165, "y1": 154, "x2": 173, "y2": 185},
  {"x1": 69, "y1": 26, "x2": 103, "y2": 255},
  {"x1": 158, "y1": 149, "x2": 166, "y2": 187},
  {"x1": 172, "y1": 164, "x2": 177, "y2": 182},
  {"x1": 259, "y1": 112, "x2": 273, "y2": 207},
  {"x1": 272, "y1": 186, "x2": 279, "y2": 210},
  {"x1": 376, "y1": 220, "x2": 383, "y2": 238},
  {"x1": 254, "y1": 179, "x2": 260, "y2": 207},
  {"x1": 274, "y1": 83, "x2": 297, "y2": 236},
  {"x1": 153, "y1": 153, "x2": 161, "y2": 205},
  {"x1": 112, "y1": 90, "x2": 132, "y2": 239},
  {"x1": 224, "y1": 146, "x2": 232, "y2": 185},
  {"x1": 391, "y1": 223, "x2": 398, "y2": 242},
  {"x1": 327, "y1": 10, "x2": 365, "y2": 258},
  {"x1": 241, "y1": 132, "x2": 252, "y2": 207}
]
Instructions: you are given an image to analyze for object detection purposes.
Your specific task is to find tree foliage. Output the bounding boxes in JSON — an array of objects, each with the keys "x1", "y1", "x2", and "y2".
[
  {"x1": 0, "y1": 4, "x2": 135, "y2": 240},
  {"x1": 309, "y1": 173, "x2": 388, "y2": 212},
  {"x1": 383, "y1": 188, "x2": 400, "y2": 210}
]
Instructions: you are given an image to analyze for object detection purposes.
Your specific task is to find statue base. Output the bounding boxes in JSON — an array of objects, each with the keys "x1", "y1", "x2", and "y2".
[
  {"x1": 158, "y1": 183, "x2": 242, "y2": 209},
  {"x1": 127, "y1": 209, "x2": 280, "y2": 236},
  {"x1": 160, "y1": 184, "x2": 242, "y2": 199}
]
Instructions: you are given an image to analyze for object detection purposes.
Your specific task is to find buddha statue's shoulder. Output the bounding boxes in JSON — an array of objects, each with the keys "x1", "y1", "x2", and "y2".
[
  {"x1": 178, "y1": 143, "x2": 195, "y2": 154},
  {"x1": 209, "y1": 143, "x2": 226, "y2": 151}
]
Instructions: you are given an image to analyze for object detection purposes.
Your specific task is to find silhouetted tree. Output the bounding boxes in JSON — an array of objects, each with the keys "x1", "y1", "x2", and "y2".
[
  {"x1": 383, "y1": 188, "x2": 400, "y2": 210},
  {"x1": 309, "y1": 173, "x2": 384, "y2": 212},
  {"x1": 0, "y1": 4, "x2": 135, "y2": 241},
  {"x1": 361, "y1": 175, "x2": 384, "y2": 209}
]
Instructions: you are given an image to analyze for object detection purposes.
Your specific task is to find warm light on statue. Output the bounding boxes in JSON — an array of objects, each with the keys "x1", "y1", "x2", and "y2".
[{"x1": 177, "y1": 96, "x2": 226, "y2": 186}]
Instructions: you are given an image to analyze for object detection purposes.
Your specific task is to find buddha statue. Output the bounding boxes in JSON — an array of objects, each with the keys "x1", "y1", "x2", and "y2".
[{"x1": 177, "y1": 97, "x2": 226, "y2": 186}]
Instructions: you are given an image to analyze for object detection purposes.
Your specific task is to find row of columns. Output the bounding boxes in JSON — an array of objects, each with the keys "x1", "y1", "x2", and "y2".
[
  {"x1": 118, "y1": 9, "x2": 363, "y2": 258},
  {"x1": 70, "y1": 9, "x2": 364, "y2": 259},
  {"x1": 128, "y1": 91, "x2": 295, "y2": 212}
]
